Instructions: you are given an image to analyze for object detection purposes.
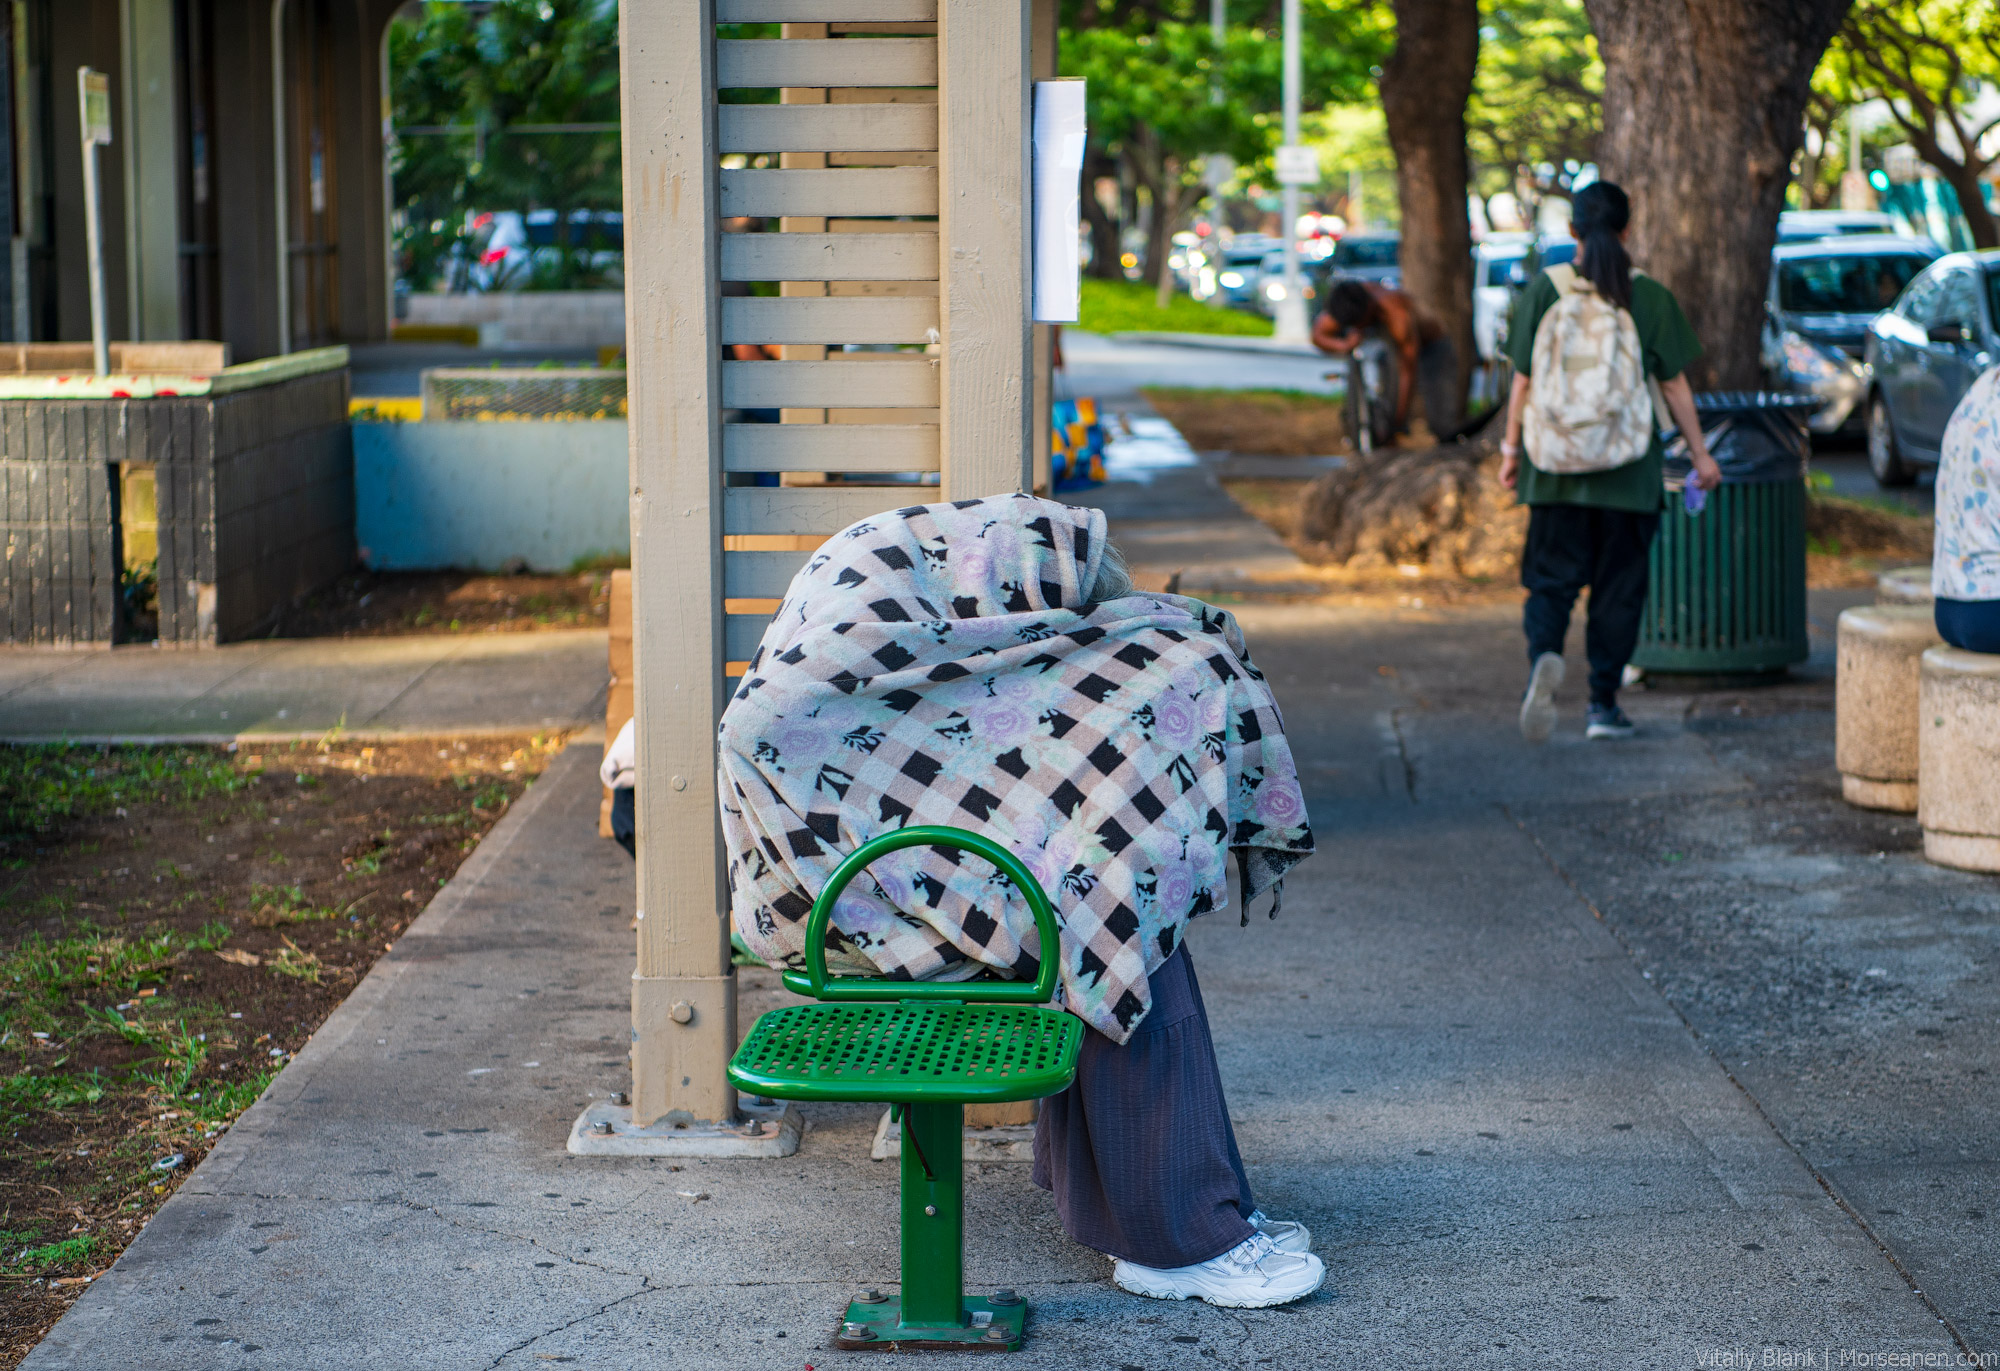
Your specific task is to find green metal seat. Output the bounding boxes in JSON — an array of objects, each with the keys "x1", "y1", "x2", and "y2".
[{"x1": 727, "y1": 825, "x2": 1082, "y2": 1353}]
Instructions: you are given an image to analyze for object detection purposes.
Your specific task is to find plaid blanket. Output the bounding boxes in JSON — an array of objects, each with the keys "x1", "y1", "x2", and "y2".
[{"x1": 719, "y1": 495, "x2": 1313, "y2": 1043}]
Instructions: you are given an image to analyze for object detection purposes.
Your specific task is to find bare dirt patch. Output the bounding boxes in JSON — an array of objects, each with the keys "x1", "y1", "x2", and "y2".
[
  {"x1": 1227, "y1": 444, "x2": 1933, "y2": 596},
  {"x1": 0, "y1": 735, "x2": 562, "y2": 1366},
  {"x1": 271, "y1": 569, "x2": 615, "y2": 638},
  {"x1": 1803, "y1": 492, "x2": 1932, "y2": 588},
  {"x1": 1144, "y1": 386, "x2": 1347, "y2": 456}
]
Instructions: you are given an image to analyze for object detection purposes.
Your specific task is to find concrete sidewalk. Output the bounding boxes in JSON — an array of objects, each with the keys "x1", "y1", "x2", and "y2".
[
  {"x1": 24, "y1": 689, "x2": 1968, "y2": 1366},
  {"x1": 0, "y1": 630, "x2": 607, "y2": 742}
]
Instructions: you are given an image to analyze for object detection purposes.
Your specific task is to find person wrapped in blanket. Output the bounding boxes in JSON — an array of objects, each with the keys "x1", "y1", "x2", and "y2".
[{"x1": 718, "y1": 494, "x2": 1324, "y2": 1308}]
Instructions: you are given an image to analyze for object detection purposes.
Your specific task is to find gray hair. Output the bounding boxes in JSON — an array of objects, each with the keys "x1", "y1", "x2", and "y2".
[{"x1": 1085, "y1": 539, "x2": 1134, "y2": 604}]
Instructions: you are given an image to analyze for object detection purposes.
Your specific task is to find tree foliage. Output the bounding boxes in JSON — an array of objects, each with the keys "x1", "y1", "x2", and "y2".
[
  {"x1": 388, "y1": 0, "x2": 622, "y2": 289},
  {"x1": 1821, "y1": 0, "x2": 2000, "y2": 247},
  {"x1": 1059, "y1": 1, "x2": 1390, "y2": 285},
  {"x1": 1467, "y1": 0, "x2": 1602, "y2": 207}
]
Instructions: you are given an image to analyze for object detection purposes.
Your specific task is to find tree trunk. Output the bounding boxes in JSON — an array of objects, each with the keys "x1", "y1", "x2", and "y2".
[
  {"x1": 1586, "y1": 0, "x2": 1851, "y2": 388},
  {"x1": 1081, "y1": 145, "x2": 1123, "y2": 280},
  {"x1": 1379, "y1": 0, "x2": 1480, "y2": 422}
]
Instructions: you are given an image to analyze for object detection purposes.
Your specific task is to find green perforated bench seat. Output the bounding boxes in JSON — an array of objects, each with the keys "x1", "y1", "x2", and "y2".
[{"x1": 730, "y1": 1000, "x2": 1083, "y2": 1105}]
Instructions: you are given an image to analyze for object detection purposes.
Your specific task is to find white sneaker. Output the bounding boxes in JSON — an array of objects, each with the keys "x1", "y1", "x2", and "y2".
[
  {"x1": 1113, "y1": 1232, "x2": 1325, "y2": 1308},
  {"x1": 1520, "y1": 651, "x2": 1565, "y2": 744},
  {"x1": 1248, "y1": 1209, "x2": 1312, "y2": 1254}
]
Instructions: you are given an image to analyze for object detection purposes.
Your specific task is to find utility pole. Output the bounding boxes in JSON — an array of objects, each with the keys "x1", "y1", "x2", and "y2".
[{"x1": 1271, "y1": 0, "x2": 1309, "y2": 347}]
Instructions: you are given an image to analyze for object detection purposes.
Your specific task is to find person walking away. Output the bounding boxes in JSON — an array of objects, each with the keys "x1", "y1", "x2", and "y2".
[
  {"x1": 1934, "y1": 364, "x2": 2000, "y2": 652},
  {"x1": 1498, "y1": 181, "x2": 1722, "y2": 742},
  {"x1": 1312, "y1": 279, "x2": 1460, "y2": 440}
]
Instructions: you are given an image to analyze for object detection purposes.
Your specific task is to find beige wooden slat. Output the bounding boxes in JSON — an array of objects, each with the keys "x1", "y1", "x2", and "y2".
[
  {"x1": 829, "y1": 150, "x2": 936, "y2": 168},
  {"x1": 721, "y1": 231, "x2": 938, "y2": 282},
  {"x1": 830, "y1": 87, "x2": 936, "y2": 103},
  {"x1": 722, "y1": 296, "x2": 937, "y2": 345},
  {"x1": 726, "y1": 614, "x2": 777, "y2": 661},
  {"x1": 716, "y1": 38, "x2": 935, "y2": 89},
  {"x1": 829, "y1": 279, "x2": 937, "y2": 298},
  {"x1": 718, "y1": 103, "x2": 936, "y2": 154},
  {"x1": 720, "y1": 168, "x2": 937, "y2": 217},
  {"x1": 724, "y1": 422, "x2": 940, "y2": 471},
  {"x1": 717, "y1": 0, "x2": 935, "y2": 19},
  {"x1": 724, "y1": 485, "x2": 913, "y2": 535},
  {"x1": 726, "y1": 548, "x2": 816, "y2": 597},
  {"x1": 723, "y1": 358, "x2": 938, "y2": 408},
  {"x1": 831, "y1": 21, "x2": 936, "y2": 34}
]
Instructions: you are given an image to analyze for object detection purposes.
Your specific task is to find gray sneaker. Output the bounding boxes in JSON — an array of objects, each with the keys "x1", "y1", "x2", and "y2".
[
  {"x1": 1519, "y1": 652, "x2": 1564, "y2": 744},
  {"x1": 1586, "y1": 705, "x2": 1636, "y2": 739}
]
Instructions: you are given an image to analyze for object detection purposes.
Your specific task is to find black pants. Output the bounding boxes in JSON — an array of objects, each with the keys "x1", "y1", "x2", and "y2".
[
  {"x1": 1520, "y1": 504, "x2": 1660, "y2": 708},
  {"x1": 1936, "y1": 597, "x2": 2000, "y2": 654},
  {"x1": 610, "y1": 787, "x2": 635, "y2": 857}
]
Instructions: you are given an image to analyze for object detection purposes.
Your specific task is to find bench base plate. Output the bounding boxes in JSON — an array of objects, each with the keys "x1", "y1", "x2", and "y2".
[{"x1": 833, "y1": 1295, "x2": 1025, "y2": 1353}]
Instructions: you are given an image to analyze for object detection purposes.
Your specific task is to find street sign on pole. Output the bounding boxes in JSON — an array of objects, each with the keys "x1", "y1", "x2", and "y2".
[
  {"x1": 78, "y1": 68, "x2": 111, "y2": 377},
  {"x1": 1274, "y1": 145, "x2": 1319, "y2": 187}
]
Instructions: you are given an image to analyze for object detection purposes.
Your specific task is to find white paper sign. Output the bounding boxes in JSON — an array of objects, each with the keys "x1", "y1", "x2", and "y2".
[
  {"x1": 1274, "y1": 144, "x2": 1318, "y2": 186},
  {"x1": 1032, "y1": 79, "x2": 1087, "y2": 324}
]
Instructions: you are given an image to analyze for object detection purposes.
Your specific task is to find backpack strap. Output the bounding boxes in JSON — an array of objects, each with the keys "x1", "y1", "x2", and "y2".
[{"x1": 1546, "y1": 263, "x2": 1579, "y2": 296}]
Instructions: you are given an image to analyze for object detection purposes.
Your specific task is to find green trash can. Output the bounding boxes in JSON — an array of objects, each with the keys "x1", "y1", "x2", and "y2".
[{"x1": 1632, "y1": 392, "x2": 1819, "y2": 676}]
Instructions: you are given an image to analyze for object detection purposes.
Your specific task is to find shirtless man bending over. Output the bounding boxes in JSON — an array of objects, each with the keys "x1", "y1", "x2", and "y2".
[{"x1": 1310, "y1": 279, "x2": 1460, "y2": 439}]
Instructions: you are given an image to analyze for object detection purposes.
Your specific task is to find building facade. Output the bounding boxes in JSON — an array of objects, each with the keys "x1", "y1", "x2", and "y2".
[{"x1": 7, "y1": 0, "x2": 405, "y2": 361}]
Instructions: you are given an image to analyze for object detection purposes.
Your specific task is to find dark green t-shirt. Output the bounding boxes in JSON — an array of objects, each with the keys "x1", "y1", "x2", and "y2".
[{"x1": 1505, "y1": 270, "x2": 1702, "y2": 513}]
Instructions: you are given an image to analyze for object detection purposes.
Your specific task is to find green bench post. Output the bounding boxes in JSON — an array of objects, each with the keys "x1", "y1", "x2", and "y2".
[{"x1": 728, "y1": 826, "x2": 1083, "y2": 1352}]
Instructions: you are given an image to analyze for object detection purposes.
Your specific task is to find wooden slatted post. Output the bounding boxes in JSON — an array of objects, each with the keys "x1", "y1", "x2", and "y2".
[
  {"x1": 939, "y1": 0, "x2": 1033, "y2": 500},
  {"x1": 619, "y1": 0, "x2": 737, "y2": 1132},
  {"x1": 600, "y1": 0, "x2": 1042, "y2": 1154}
]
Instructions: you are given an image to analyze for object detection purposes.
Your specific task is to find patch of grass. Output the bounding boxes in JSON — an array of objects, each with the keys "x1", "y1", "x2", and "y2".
[
  {"x1": 0, "y1": 745, "x2": 253, "y2": 847},
  {"x1": 4, "y1": 1232, "x2": 97, "y2": 1274},
  {"x1": 0, "y1": 922, "x2": 232, "y2": 1036},
  {"x1": 0, "y1": 1070, "x2": 106, "y2": 1131},
  {"x1": 1077, "y1": 277, "x2": 1275, "y2": 339},
  {"x1": 269, "y1": 938, "x2": 324, "y2": 985}
]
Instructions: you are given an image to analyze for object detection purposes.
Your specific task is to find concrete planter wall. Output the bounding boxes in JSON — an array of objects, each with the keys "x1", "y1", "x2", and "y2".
[
  {"x1": 402, "y1": 292, "x2": 626, "y2": 350},
  {"x1": 352, "y1": 419, "x2": 628, "y2": 573},
  {"x1": 0, "y1": 349, "x2": 353, "y2": 646}
]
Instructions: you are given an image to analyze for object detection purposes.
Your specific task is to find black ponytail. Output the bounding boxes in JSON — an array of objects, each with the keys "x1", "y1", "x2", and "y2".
[{"x1": 1571, "y1": 180, "x2": 1633, "y2": 311}]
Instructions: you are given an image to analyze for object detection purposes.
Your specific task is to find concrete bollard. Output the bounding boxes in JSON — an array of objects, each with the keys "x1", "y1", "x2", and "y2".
[
  {"x1": 1836, "y1": 605, "x2": 1940, "y2": 812},
  {"x1": 1918, "y1": 646, "x2": 2000, "y2": 873},
  {"x1": 1876, "y1": 565, "x2": 1934, "y2": 605}
]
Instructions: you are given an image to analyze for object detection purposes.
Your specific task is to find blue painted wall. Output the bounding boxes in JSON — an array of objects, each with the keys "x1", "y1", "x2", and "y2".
[{"x1": 353, "y1": 421, "x2": 629, "y2": 572}]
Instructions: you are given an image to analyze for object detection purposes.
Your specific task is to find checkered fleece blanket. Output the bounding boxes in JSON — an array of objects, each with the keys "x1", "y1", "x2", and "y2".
[{"x1": 718, "y1": 494, "x2": 1314, "y2": 1043}]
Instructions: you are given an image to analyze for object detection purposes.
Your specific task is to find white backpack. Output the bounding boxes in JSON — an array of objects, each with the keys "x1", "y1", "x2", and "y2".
[{"x1": 1523, "y1": 264, "x2": 1666, "y2": 474}]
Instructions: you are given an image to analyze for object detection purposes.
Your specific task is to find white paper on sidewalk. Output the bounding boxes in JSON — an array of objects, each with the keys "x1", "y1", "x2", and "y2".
[{"x1": 1032, "y1": 79, "x2": 1087, "y2": 323}]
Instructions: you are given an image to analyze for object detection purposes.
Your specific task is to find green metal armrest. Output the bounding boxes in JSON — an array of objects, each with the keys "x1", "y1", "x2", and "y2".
[{"x1": 779, "y1": 824, "x2": 1061, "y2": 1005}]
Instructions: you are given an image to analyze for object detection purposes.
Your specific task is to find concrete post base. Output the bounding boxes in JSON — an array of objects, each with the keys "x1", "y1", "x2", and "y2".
[
  {"x1": 1919, "y1": 646, "x2": 2000, "y2": 874},
  {"x1": 1843, "y1": 775, "x2": 1919, "y2": 812},
  {"x1": 566, "y1": 1094, "x2": 801, "y2": 1157},
  {"x1": 1922, "y1": 830, "x2": 2000, "y2": 875},
  {"x1": 1836, "y1": 604, "x2": 1939, "y2": 814}
]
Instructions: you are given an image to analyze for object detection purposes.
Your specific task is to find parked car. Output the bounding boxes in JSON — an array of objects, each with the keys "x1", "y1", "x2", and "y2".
[
  {"x1": 1214, "y1": 239, "x2": 1280, "y2": 312},
  {"x1": 1777, "y1": 209, "x2": 1901, "y2": 244},
  {"x1": 1764, "y1": 235, "x2": 1940, "y2": 433},
  {"x1": 1322, "y1": 231, "x2": 1401, "y2": 289},
  {"x1": 1863, "y1": 248, "x2": 2000, "y2": 485},
  {"x1": 1250, "y1": 250, "x2": 1317, "y2": 317}
]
